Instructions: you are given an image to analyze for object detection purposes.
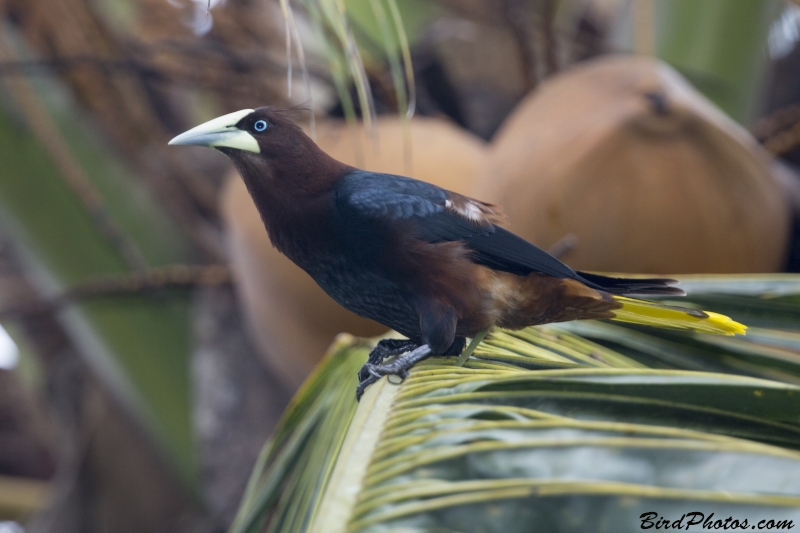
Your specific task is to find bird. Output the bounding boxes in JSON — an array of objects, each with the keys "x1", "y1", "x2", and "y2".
[{"x1": 170, "y1": 106, "x2": 747, "y2": 400}]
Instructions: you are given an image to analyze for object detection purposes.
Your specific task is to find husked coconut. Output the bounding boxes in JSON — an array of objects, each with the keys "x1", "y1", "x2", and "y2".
[
  {"x1": 480, "y1": 55, "x2": 790, "y2": 274},
  {"x1": 222, "y1": 116, "x2": 489, "y2": 387}
]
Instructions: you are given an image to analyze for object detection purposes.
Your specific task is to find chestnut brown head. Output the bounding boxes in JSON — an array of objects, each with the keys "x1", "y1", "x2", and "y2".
[{"x1": 169, "y1": 106, "x2": 345, "y2": 197}]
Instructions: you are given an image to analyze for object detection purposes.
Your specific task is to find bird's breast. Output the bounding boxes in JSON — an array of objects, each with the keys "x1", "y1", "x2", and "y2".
[{"x1": 296, "y1": 251, "x2": 423, "y2": 339}]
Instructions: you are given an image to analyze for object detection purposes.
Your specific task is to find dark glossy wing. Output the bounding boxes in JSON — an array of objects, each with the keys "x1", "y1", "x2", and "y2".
[
  {"x1": 335, "y1": 171, "x2": 684, "y2": 296},
  {"x1": 337, "y1": 170, "x2": 448, "y2": 220},
  {"x1": 334, "y1": 170, "x2": 580, "y2": 279}
]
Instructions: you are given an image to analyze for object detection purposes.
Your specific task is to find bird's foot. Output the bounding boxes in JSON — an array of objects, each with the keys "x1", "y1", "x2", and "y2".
[
  {"x1": 368, "y1": 339, "x2": 420, "y2": 366},
  {"x1": 356, "y1": 344, "x2": 432, "y2": 401},
  {"x1": 358, "y1": 339, "x2": 420, "y2": 383}
]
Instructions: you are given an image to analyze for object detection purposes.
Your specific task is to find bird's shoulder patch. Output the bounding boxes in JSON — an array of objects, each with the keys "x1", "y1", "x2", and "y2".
[
  {"x1": 336, "y1": 171, "x2": 448, "y2": 220},
  {"x1": 444, "y1": 192, "x2": 505, "y2": 227}
]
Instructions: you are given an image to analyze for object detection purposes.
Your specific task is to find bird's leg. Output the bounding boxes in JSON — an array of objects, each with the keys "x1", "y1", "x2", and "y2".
[{"x1": 356, "y1": 344, "x2": 432, "y2": 401}]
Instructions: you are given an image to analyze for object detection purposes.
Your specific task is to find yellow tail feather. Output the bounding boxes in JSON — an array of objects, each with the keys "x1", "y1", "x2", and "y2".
[{"x1": 610, "y1": 296, "x2": 747, "y2": 336}]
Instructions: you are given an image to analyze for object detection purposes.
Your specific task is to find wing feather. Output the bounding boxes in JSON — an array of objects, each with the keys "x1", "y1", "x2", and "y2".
[
  {"x1": 335, "y1": 170, "x2": 680, "y2": 296},
  {"x1": 335, "y1": 170, "x2": 576, "y2": 277}
]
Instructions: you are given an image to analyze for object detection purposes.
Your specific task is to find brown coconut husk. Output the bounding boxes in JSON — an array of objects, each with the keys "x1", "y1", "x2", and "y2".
[
  {"x1": 221, "y1": 116, "x2": 489, "y2": 387},
  {"x1": 480, "y1": 55, "x2": 791, "y2": 274}
]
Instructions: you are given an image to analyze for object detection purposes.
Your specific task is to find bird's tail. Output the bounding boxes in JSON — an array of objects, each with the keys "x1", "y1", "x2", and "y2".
[
  {"x1": 576, "y1": 271, "x2": 686, "y2": 296},
  {"x1": 609, "y1": 296, "x2": 747, "y2": 336}
]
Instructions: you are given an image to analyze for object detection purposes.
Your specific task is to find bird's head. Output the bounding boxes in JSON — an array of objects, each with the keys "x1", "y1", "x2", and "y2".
[
  {"x1": 169, "y1": 106, "x2": 312, "y2": 157},
  {"x1": 169, "y1": 107, "x2": 343, "y2": 196}
]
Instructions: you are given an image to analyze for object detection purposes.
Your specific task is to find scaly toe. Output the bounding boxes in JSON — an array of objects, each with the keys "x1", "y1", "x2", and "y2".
[{"x1": 365, "y1": 363, "x2": 386, "y2": 380}]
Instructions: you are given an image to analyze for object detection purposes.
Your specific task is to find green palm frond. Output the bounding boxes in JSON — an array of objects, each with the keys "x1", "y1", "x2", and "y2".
[{"x1": 231, "y1": 275, "x2": 800, "y2": 533}]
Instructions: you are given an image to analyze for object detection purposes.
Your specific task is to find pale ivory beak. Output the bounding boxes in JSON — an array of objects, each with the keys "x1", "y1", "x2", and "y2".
[{"x1": 168, "y1": 109, "x2": 260, "y2": 153}]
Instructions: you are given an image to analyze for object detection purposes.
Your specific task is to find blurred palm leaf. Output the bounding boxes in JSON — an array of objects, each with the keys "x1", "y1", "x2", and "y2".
[
  {"x1": 0, "y1": 53, "x2": 196, "y2": 483},
  {"x1": 231, "y1": 275, "x2": 800, "y2": 533}
]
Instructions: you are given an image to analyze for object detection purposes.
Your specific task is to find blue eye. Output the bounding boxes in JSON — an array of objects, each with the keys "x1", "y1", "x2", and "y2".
[{"x1": 253, "y1": 120, "x2": 268, "y2": 132}]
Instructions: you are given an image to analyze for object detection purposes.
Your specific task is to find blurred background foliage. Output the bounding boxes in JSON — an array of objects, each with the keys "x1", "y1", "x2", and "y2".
[{"x1": 1, "y1": 0, "x2": 800, "y2": 531}]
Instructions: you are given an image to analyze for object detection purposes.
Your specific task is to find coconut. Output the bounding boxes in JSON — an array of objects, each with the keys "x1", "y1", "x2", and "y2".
[
  {"x1": 480, "y1": 55, "x2": 790, "y2": 273},
  {"x1": 221, "y1": 116, "x2": 489, "y2": 387}
]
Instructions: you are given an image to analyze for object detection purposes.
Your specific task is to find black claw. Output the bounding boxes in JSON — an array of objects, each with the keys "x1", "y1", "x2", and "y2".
[{"x1": 355, "y1": 374, "x2": 378, "y2": 401}]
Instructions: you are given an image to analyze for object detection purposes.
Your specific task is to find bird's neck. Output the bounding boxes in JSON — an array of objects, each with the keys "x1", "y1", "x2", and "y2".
[{"x1": 233, "y1": 152, "x2": 348, "y2": 267}]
